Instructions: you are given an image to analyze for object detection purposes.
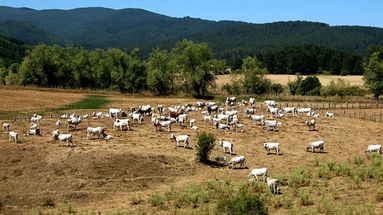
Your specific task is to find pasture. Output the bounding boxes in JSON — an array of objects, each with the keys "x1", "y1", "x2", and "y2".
[
  {"x1": 215, "y1": 74, "x2": 364, "y2": 88},
  {"x1": 0, "y1": 88, "x2": 382, "y2": 214}
]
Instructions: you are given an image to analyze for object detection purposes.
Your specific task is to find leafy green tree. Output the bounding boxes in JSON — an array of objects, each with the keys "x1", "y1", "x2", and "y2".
[
  {"x1": 0, "y1": 58, "x2": 7, "y2": 84},
  {"x1": 195, "y1": 132, "x2": 216, "y2": 163},
  {"x1": 146, "y1": 48, "x2": 175, "y2": 95},
  {"x1": 363, "y1": 52, "x2": 383, "y2": 99},
  {"x1": 288, "y1": 74, "x2": 303, "y2": 95},
  {"x1": 173, "y1": 40, "x2": 215, "y2": 97},
  {"x1": 242, "y1": 56, "x2": 271, "y2": 95},
  {"x1": 298, "y1": 75, "x2": 322, "y2": 95}
]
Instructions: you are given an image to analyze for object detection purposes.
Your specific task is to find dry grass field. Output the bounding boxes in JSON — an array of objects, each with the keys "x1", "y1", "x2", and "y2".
[
  {"x1": 215, "y1": 74, "x2": 364, "y2": 88},
  {"x1": 0, "y1": 88, "x2": 383, "y2": 214}
]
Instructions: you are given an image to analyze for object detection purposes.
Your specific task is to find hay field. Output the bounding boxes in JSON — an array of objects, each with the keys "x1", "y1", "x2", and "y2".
[
  {"x1": 0, "y1": 89, "x2": 382, "y2": 214},
  {"x1": 215, "y1": 74, "x2": 364, "y2": 87}
]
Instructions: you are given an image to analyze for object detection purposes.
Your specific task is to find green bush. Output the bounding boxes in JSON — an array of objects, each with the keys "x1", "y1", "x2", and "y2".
[
  {"x1": 321, "y1": 79, "x2": 366, "y2": 96},
  {"x1": 216, "y1": 191, "x2": 268, "y2": 215},
  {"x1": 299, "y1": 189, "x2": 314, "y2": 206},
  {"x1": 195, "y1": 132, "x2": 216, "y2": 163},
  {"x1": 149, "y1": 192, "x2": 166, "y2": 208},
  {"x1": 288, "y1": 167, "x2": 312, "y2": 188}
]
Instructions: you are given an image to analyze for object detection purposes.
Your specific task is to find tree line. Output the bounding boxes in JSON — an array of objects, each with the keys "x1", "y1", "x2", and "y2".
[{"x1": 1, "y1": 41, "x2": 383, "y2": 99}]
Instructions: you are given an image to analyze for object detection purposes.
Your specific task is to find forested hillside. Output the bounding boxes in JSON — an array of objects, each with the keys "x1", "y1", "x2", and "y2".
[
  {"x1": 0, "y1": 6, "x2": 383, "y2": 64},
  {"x1": 0, "y1": 34, "x2": 31, "y2": 66}
]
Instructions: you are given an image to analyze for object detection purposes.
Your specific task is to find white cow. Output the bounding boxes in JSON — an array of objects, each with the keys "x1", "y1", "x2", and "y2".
[
  {"x1": 219, "y1": 140, "x2": 233, "y2": 154},
  {"x1": 264, "y1": 100, "x2": 277, "y2": 107},
  {"x1": 250, "y1": 115, "x2": 265, "y2": 124},
  {"x1": 266, "y1": 177, "x2": 281, "y2": 194},
  {"x1": 296, "y1": 108, "x2": 312, "y2": 114},
  {"x1": 248, "y1": 168, "x2": 268, "y2": 181},
  {"x1": 52, "y1": 130, "x2": 73, "y2": 147},
  {"x1": 9, "y1": 131, "x2": 18, "y2": 143},
  {"x1": 2, "y1": 122, "x2": 10, "y2": 131},
  {"x1": 228, "y1": 156, "x2": 246, "y2": 169},
  {"x1": 31, "y1": 114, "x2": 42, "y2": 122},
  {"x1": 365, "y1": 144, "x2": 382, "y2": 154},
  {"x1": 114, "y1": 119, "x2": 131, "y2": 131},
  {"x1": 27, "y1": 128, "x2": 40, "y2": 136},
  {"x1": 306, "y1": 140, "x2": 325, "y2": 153},
  {"x1": 109, "y1": 108, "x2": 122, "y2": 117},
  {"x1": 86, "y1": 127, "x2": 107, "y2": 139},
  {"x1": 263, "y1": 142, "x2": 281, "y2": 155},
  {"x1": 325, "y1": 112, "x2": 334, "y2": 117},
  {"x1": 282, "y1": 107, "x2": 295, "y2": 117},
  {"x1": 154, "y1": 120, "x2": 174, "y2": 132},
  {"x1": 305, "y1": 119, "x2": 316, "y2": 131},
  {"x1": 170, "y1": 133, "x2": 190, "y2": 148}
]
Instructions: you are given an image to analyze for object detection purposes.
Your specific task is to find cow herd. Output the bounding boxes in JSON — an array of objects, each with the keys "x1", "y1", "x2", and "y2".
[{"x1": 1, "y1": 96, "x2": 382, "y2": 194}]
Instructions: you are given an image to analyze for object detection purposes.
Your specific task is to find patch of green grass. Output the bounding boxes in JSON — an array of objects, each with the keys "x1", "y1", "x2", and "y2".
[
  {"x1": 0, "y1": 95, "x2": 109, "y2": 120},
  {"x1": 47, "y1": 95, "x2": 109, "y2": 111}
]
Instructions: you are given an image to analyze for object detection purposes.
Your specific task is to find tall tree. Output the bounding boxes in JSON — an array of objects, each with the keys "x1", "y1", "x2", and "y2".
[
  {"x1": 146, "y1": 48, "x2": 175, "y2": 95},
  {"x1": 363, "y1": 52, "x2": 383, "y2": 99},
  {"x1": 173, "y1": 40, "x2": 215, "y2": 97},
  {"x1": 242, "y1": 56, "x2": 271, "y2": 95}
]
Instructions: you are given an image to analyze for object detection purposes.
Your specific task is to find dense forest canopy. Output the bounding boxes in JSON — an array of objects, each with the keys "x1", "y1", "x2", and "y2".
[{"x1": 0, "y1": 6, "x2": 383, "y2": 65}]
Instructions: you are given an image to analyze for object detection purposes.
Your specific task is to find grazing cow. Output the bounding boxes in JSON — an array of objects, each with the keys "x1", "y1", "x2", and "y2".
[
  {"x1": 215, "y1": 156, "x2": 227, "y2": 165},
  {"x1": 249, "y1": 115, "x2": 265, "y2": 124},
  {"x1": 86, "y1": 127, "x2": 107, "y2": 139},
  {"x1": 170, "y1": 133, "x2": 190, "y2": 148},
  {"x1": 262, "y1": 120, "x2": 281, "y2": 131},
  {"x1": 282, "y1": 107, "x2": 295, "y2": 117},
  {"x1": 264, "y1": 100, "x2": 277, "y2": 107},
  {"x1": 92, "y1": 112, "x2": 104, "y2": 119},
  {"x1": 114, "y1": 119, "x2": 131, "y2": 131},
  {"x1": 306, "y1": 140, "x2": 325, "y2": 153},
  {"x1": 52, "y1": 130, "x2": 73, "y2": 147},
  {"x1": 154, "y1": 120, "x2": 174, "y2": 132},
  {"x1": 55, "y1": 120, "x2": 62, "y2": 127},
  {"x1": 263, "y1": 142, "x2": 281, "y2": 155},
  {"x1": 249, "y1": 98, "x2": 256, "y2": 107},
  {"x1": 228, "y1": 156, "x2": 246, "y2": 169},
  {"x1": 266, "y1": 177, "x2": 281, "y2": 194},
  {"x1": 170, "y1": 110, "x2": 184, "y2": 118},
  {"x1": 305, "y1": 119, "x2": 316, "y2": 131},
  {"x1": 219, "y1": 140, "x2": 234, "y2": 154},
  {"x1": 2, "y1": 122, "x2": 10, "y2": 131},
  {"x1": 296, "y1": 108, "x2": 312, "y2": 114},
  {"x1": 225, "y1": 97, "x2": 236, "y2": 106},
  {"x1": 130, "y1": 113, "x2": 143, "y2": 124},
  {"x1": 31, "y1": 114, "x2": 42, "y2": 122},
  {"x1": 207, "y1": 105, "x2": 219, "y2": 115},
  {"x1": 365, "y1": 144, "x2": 382, "y2": 154},
  {"x1": 203, "y1": 115, "x2": 212, "y2": 123},
  {"x1": 137, "y1": 105, "x2": 152, "y2": 116},
  {"x1": 109, "y1": 108, "x2": 122, "y2": 117},
  {"x1": 248, "y1": 168, "x2": 268, "y2": 181},
  {"x1": 30, "y1": 123, "x2": 38, "y2": 129},
  {"x1": 244, "y1": 108, "x2": 256, "y2": 116},
  {"x1": 196, "y1": 101, "x2": 205, "y2": 110},
  {"x1": 325, "y1": 112, "x2": 334, "y2": 117},
  {"x1": 9, "y1": 131, "x2": 18, "y2": 143},
  {"x1": 67, "y1": 117, "x2": 82, "y2": 131},
  {"x1": 27, "y1": 128, "x2": 40, "y2": 136},
  {"x1": 215, "y1": 122, "x2": 230, "y2": 130}
]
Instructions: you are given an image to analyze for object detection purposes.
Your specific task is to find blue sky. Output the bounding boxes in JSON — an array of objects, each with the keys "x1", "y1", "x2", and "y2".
[{"x1": 1, "y1": 0, "x2": 382, "y2": 27}]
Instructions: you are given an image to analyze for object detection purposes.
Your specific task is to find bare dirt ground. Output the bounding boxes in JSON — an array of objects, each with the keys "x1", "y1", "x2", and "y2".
[
  {"x1": 0, "y1": 88, "x2": 85, "y2": 111},
  {"x1": 215, "y1": 74, "x2": 364, "y2": 87},
  {"x1": 0, "y1": 89, "x2": 382, "y2": 214}
]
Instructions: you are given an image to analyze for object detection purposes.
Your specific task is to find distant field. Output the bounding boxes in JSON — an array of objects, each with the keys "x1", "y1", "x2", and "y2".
[{"x1": 216, "y1": 74, "x2": 364, "y2": 87}]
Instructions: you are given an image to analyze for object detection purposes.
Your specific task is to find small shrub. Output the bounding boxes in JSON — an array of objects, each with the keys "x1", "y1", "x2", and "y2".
[
  {"x1": 130, "y1": 194, "x2": 142, "y2": 205},
  {"x1": 317, "y1": 165, "x2": 331, "y2": 179},
  {"x1": 238, "y1": 180, "x2": 266, "y2": 194},
  {"x1": 149, "y1": 192, "x2": 166, "y2": 208},
  {"x1": 288, "y1": 167, "x2": 312, "y2": 188},
  {"x1": 353, "y1": 156, "x2": 365, "y2": 166},
  {"x1": 352, "y1": 176, "x2": 362, "y2": 189},
  {"x1": 42, "y1": 197, "x2": 55, "y2": 207},
  {"x1": 281, "y1": 195, "x2": 293, "y2": 209},
  {"x1": 195, "y1": 132, "x2": 216, "y2": 163},
  {"x1": 299, "y1": 189, "x2": 314, "y2": 206},
  {"x1": 178, "y1": 183, "x2": 208, "y2": 208},
  {"x1": 316, "y1": 198, "x2": 334, "y2": 214},
  {"x1": 216, "y1": 191, "x2": 268, "y2": 215}
]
